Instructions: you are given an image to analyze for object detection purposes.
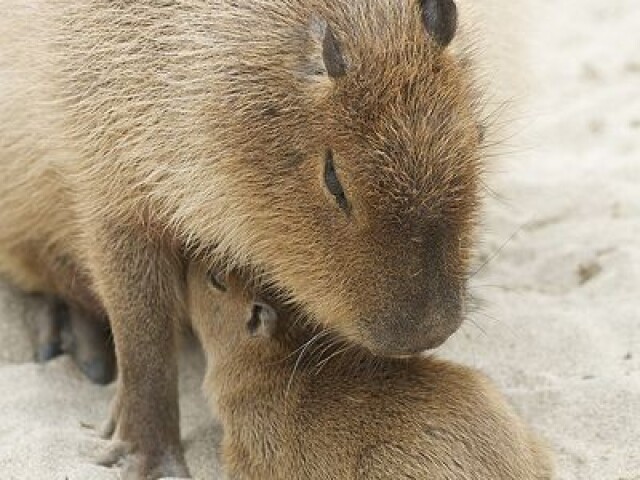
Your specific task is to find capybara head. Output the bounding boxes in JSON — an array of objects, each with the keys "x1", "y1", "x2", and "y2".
[
  {"x1": 187, "y1": 264, "x2": 281, "y2": 357},
  {"x1": 194, "y1": 0, "x2": 482, "y2": 355}
]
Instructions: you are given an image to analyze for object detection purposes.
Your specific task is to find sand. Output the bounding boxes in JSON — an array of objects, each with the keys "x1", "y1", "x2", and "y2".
[{"x1": 1, "y1": 0, "x2": 639, "y2": 478}]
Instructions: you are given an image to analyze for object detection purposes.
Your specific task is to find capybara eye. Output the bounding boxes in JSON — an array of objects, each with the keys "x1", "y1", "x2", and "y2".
[
  {"x1": 208, "y1": 270, "x2": 227, "y2": 292},
  {"x1": 324, "y1": 150, "x2": 350, "y2": 213}
]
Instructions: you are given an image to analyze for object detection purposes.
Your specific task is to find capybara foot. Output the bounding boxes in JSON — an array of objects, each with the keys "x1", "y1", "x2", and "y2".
[
  {"x1": 78, "y1": 356, "x2": 115, "y2": 385},
  {"x1": 97, "y1": 441, "x2": 190, "y2": 480},
  {"x1": 98, "y1": 391, "x2": 189, "y2": 479},
  {"x1": 67, "y1": 308, "x2": 116, "y2": 385},
  {"x1": 34, "y1": 297, "x2": 67, "y2": 363},
  {"x1": 36, "y1": 340, "x2": 63, "y2": 362}
]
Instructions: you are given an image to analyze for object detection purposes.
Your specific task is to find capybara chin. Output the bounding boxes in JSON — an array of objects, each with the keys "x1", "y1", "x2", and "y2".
[
  {"x1": 2, "y1": 0, "x2": 489, "y2": 475},
  {"x1": 188, "y1": 264, "x2": 553, "y2": 480}
]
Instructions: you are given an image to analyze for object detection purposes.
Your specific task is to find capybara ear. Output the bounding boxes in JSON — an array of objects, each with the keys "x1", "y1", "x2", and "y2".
[
  {"x1": 418, "y1": 0, "x2": 458, "y2": 47},
  {"x1": 247, "y1": 301, "x2": 278, "y2": 338},
  {"x1": 308, "y1": 15, "x2": 347, "y2": 79},
  {"x1": 207, "y1": 268, "x2": 227, "y2": 292}
]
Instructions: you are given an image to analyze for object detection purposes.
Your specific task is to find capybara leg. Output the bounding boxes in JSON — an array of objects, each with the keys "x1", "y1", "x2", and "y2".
[
  {"x1": 35, "y1": 297, "x2": 67, "y2": 362},
  {"x1": 87, "y1": 223, "x2": 188, "y2": 479},
  {"x1": 68, "y1": 308, "x2": 116, "y2": 385}
]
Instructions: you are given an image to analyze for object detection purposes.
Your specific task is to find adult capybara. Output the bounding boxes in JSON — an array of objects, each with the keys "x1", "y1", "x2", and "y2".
[
  {"x1": 187, "y1": 263, "x2": 553, "y2": 480},
  {"x1": 1, "y1": 0, "x2": 490, "y2": 477}
]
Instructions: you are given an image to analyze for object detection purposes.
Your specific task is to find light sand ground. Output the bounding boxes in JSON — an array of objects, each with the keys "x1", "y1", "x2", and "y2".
[{"x1": 1, "y1": 0, "x2": 638, "y2": 478}]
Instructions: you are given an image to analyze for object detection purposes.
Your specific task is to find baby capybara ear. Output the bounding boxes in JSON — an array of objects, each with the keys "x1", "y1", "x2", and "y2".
[
  {"x1": 207, "y1": 268, "x2": 227, "y2": 292},
  {"x1": 246, "y1": 301, "x2": 278, "y2": 338},
  {"x1": 418, "y1": 0, "x2": 458, "y2": 47}
]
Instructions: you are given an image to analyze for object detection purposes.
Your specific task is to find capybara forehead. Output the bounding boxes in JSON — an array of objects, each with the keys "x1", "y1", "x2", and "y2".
[{"x1": 209, "y1": 0, "x2": 479, "y2": 159}]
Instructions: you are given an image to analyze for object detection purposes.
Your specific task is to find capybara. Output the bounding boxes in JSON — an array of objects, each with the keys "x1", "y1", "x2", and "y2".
[
  {"x1": 187, "y1": 263, "x2": 553, "y2": 480},
  {"x1": 1, "y1": 0, "x2": 490, "y2": 476}
]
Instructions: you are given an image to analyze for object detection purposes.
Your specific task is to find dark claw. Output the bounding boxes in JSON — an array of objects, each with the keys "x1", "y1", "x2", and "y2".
[
  {"x1": 66, "y1": 308, "x2": 117, "y2": 385},
  {"x1": 36, "y1": 340, "x2": 63, "y2": 363},
  {"x1": 79, "y1": 357, "x2": 116, "y2": 385}
]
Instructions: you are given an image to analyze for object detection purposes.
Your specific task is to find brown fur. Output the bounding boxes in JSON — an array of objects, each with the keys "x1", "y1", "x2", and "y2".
[
  {"x1": 188, "y1": 264, "x2": 553, "y2": 480},
  {"x1": 1, "y1": 1, "x2": 490, "y2": 476}
]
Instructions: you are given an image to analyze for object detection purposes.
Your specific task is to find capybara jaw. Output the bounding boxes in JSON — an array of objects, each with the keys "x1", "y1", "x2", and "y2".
[
  {"x1": 360, "y1": 325, "x2": 459, "y2": 357},
  {"x1": 355, "y1": 299, "x2": 465, "y2": 356}
]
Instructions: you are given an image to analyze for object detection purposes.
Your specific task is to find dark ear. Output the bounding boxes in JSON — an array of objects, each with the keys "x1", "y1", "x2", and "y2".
[
  {"x1": 207, "y1": 268, "x2": 227, "y2": 292},
  {"x1": 418, "y1": 0, "x2": 458, "y2": 47},
  {"x1": 247, "y1": 301, "x2": 278, "y2": 338},
  {"x1": 309, "y1": 15, "x2": 347, "y2": 79}
]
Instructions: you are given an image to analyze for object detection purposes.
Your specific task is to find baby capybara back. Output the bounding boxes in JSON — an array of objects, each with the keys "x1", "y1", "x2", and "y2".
[{"x1": 188, "y1": 264, "x2": 553, "y2": 480}]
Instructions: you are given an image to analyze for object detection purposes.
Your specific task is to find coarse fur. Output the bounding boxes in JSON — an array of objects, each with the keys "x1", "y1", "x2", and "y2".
[
  {"x1": 1, "y1": 0, "x2": 498, "y2": 476},
  {"x1": 188, "y1": 264, "x2": 553, "y2": 480}
]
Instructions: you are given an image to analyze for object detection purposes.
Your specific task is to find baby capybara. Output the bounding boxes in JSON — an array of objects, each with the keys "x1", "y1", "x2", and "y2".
[{"x1": 187, "y1": 263, "x2": 553, "y2": 480}]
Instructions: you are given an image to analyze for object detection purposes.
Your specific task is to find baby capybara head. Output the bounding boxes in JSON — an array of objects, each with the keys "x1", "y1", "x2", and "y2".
[
  {"x1": 205, "y1": 0, "x2": 482, "y2": 355},
  {"x1": 187, "y1": 264, "x2": 280, "y2": 356}
]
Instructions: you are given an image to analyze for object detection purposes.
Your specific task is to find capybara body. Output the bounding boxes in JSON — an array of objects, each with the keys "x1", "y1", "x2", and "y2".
[
  {"x1": 1, "y1": 0, "x2": 488, "y2": 476},
  {"x1": 188, "y1": 264, "x2": 553, "y2": 480}
]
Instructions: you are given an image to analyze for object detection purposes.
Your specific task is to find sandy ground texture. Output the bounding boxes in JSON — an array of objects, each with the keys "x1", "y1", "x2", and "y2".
[{"x1": 1, "y1": 0, "x2": 639, "y2": 479}]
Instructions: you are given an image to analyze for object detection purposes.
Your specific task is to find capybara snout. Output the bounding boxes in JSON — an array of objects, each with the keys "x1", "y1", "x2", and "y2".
[{"x1": 321, "y1": 212, "x2": 471, "y2": 355}]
